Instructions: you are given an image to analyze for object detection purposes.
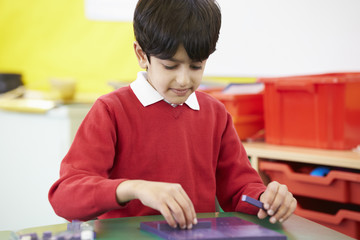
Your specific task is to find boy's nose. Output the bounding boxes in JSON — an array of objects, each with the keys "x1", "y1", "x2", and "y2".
[{"x1": 176, "y1": 70, "x2": 191, "y2": 87}]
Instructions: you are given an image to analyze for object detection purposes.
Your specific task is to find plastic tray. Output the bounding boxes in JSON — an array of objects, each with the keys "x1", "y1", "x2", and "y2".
[
  {"x1": 295, "y1": 202, "x2": 360, "y2": 239},
  {"x1": 259, "y1": 161, "x2": 360, "y2": 205}
]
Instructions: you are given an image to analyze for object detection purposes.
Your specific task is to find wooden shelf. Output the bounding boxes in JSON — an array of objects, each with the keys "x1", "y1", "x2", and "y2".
[{"x1": 243, "y1": 142, "x2": 360, "y2": 172}]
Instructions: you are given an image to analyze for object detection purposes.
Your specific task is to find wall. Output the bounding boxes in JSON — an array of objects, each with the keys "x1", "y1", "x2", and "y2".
[
  {"x1": 1, "y1": 0, "x2": 360, "y2": 93},
  {"x1": 207, "y1": 0, "x2": 360, "y2": 77},
  {"x1": 0, "y1": 0, "x2": 140, "y2": 93}
]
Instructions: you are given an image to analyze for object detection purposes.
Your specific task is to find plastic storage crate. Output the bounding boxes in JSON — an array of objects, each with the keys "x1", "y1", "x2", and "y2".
[
  {"x1": 260, "y1": 73, "x2": 360, "y2": 150},
  {"x1": 294, "y1": 197, "x2": 360, "y2": 239},
  {"x1": 259, "y1": 161, "x2": 360, "y2": 205},
  {"x1": 201, "y1": 88, "x2": 264, "y2": 140}
]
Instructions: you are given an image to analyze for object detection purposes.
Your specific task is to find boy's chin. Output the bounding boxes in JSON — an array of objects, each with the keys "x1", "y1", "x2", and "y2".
[{"x1": 166, "y1": 97, "x2": 187, "y2": 105}]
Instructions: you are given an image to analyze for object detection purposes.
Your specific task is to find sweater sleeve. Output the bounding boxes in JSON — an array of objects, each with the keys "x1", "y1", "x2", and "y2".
[
  {"x1": 48, "y1": 99, "x2": 126, "y2": 221},
  {"x1": 215, "y1": 112, "x2": 266, "y2": 215}
]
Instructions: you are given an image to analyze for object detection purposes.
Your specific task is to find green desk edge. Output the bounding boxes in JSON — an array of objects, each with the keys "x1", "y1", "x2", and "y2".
[{"x1": 2, "y1": 212, "x2": 354, "y2": 240}]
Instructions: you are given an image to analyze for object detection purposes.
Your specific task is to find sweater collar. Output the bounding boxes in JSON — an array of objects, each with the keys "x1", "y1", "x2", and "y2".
[{"x1": 130, "y1": 71, "x2": 200, "y2": 110}]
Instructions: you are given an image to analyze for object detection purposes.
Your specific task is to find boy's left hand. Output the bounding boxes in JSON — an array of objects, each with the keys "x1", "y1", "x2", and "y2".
[{"x1": 257, "y1": 181, "x2": 297, "y2": 223}]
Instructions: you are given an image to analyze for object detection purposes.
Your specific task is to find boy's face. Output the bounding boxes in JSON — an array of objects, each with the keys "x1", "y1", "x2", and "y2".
[{"x1": 135, "y1": 43, "x2": 207, "y2": 105}]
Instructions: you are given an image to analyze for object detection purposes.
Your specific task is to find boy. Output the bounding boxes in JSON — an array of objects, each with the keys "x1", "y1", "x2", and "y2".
[{"x1": 49, "y1": 0, "x2": 296, "y2": 230}]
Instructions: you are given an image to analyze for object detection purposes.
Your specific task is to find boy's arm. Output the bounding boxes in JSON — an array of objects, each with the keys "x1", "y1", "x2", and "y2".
[
  {"x1": 116, "y1": 180, "x2": 197, "y2": 229},
  {"x1": 48, "y1": 99, "x2": 125, "y2": 221},
  {"x1": 215, "y1": 112, "x2": 266, "y2": 214},
  {"x1": 216, "y1": 112, "x2": 296, "y2": 223}
]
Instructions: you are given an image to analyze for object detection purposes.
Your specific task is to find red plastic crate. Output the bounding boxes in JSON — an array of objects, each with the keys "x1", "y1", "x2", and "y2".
[
  {"x1": 260, "y1": 73, "x2": 360, "y2": 150},
  {"x1": 201, "y1": 89, "x2": 264, "y2": 140},
  {"x1": 233, "y1": 115, "x2": 264, "y2": 140},
  {"x1": 295, "y1": 200, "x2": 360, "y2": 239},
  {"x1": 210, "y1": 92, "x2": 263, "y2": 116},
  {"x1": 259, "y1": 161, "x2": 360, "y2": 205}
]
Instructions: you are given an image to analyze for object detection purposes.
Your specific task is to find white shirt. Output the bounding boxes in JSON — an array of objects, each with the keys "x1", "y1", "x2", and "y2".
[{"x1": 130, "y1": 71, "x2": 200, "y2": 110}]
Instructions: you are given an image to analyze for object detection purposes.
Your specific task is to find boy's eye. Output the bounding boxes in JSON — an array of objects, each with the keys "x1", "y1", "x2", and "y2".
[
  {"x1": 164, "y1": 65, "x2": 177, "y2": 70},
  {"x1": 190, "y1": 65, "x2": 202, "y2": 70},
  {"x1": 163, "y1": 63, "x2": 202, "y2": 70}
]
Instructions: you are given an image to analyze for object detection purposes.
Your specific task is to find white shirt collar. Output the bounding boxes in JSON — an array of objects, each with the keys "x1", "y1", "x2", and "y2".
[{"x1": 130, "y1": 72, "x2": 200, "y2": 110}]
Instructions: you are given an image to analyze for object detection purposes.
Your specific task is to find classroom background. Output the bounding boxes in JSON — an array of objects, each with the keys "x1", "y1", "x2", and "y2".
[{"x1": 1, "y1": 0, "x2": 360, "y2": 238}]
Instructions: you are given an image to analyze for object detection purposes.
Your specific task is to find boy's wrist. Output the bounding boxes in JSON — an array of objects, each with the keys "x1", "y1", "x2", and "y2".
[{"x1": 116, "y1": 180, "x2": 140, "y2": 205}]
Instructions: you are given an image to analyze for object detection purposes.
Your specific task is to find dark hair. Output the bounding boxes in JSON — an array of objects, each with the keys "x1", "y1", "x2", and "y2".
[{"x1": 133, "y1": 0, "x2": 221, "y2": 62}]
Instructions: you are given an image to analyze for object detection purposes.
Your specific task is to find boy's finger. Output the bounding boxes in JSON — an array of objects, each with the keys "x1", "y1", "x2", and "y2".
[
  {"x1": 257, "y1": 208, "x2": 268, "y2": 219},
  {"x1": 174, "y1": 188, "x2": 196, "y2": 229},
  {"x1": 159, "y1": 204, "x2": 178, "y2": 228},
  {"x1": 268, "y1": 184, "x2": 288, "y2": 217},
  {"x1": 178, "y1": 188, "x2": 197, "y2": 226},
  {"x1": 260, "y1": 181, "x2": 279, "y2": 208},
  {"x1": 278, "y1": 197, "x2": 297, "y2": 223},
  {"x1": 167, "y1": 198, "x2": 187, "y2": 229},
  {"x1": 271, "y1": 191, "x2": 293, "y2": 223}
]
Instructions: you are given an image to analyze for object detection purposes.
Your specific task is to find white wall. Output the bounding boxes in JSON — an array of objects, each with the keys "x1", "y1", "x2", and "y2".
[
  {"x1": 85, "y1": 0, "x2": 360, "y2": 77},
  {"x1": 205, "y1": 0, "x2": 360, "y2": 77}
]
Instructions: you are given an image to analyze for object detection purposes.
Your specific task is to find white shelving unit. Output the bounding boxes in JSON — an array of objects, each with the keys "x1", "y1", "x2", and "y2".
[{"x1": 0, "y1": 104, "x2": 91, "y2": 231}]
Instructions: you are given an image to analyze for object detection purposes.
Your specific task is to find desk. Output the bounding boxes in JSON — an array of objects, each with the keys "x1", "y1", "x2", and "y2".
[
  {"x1": 7, "y1": 212, "x2": 354, "y2": 240},
  {"x1": 243, "y1": 142, "x2": 360, "y2": 172}
]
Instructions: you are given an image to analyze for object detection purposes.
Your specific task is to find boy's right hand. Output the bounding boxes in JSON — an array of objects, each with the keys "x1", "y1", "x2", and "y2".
[{"x1": 116, "y1": 180, "x2": 197, "y2": 229}]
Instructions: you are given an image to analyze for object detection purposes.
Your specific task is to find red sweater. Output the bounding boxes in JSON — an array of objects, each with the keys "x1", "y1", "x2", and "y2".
[{"x1": 49, "y1": 86, "x2": 266, "y2": 221}]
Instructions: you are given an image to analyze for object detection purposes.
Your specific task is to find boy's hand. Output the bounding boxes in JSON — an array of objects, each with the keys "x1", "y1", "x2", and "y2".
[
  {"x1": 257, "y1": 181, "x2": 297, "y2": 223},
  {"x1": 116, "y1": 180, "x2": 197, "y2": 229}
]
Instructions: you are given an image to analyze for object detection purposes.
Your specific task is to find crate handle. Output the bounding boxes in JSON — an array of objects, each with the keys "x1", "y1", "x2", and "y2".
[
  {"x1": 275, "y1": 80, "x2": 315, "y2": 93},
  {"x1": 260, "y1": 161, "x2": 360, "y2": 184},
  {"x1": 295, "y1": 205, "x2": 360, "y2": 224}
]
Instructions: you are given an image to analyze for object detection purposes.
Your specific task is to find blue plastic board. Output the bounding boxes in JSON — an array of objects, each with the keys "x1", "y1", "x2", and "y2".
[{"x1": 140, "y1": 217, "x2": 287, "y2": 239}]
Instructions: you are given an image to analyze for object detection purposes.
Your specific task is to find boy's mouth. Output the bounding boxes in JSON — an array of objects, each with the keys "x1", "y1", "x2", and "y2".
[{"x1": 171, "y1": 88, "x2": 190, "y2": 96}]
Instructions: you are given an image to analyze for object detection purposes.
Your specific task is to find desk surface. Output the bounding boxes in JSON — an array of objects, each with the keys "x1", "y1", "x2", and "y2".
[
  {"x1": 7, "y1": 212, "x2": 354, "y2": 240},
  {"x1": 243, "y1": 142, "x2": 360, "y2": 171}
]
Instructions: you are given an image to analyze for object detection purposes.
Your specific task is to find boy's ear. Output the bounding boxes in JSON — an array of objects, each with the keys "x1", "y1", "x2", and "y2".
[{"x1": 134, "y1": 41, "x2": 148, "y2": 69}]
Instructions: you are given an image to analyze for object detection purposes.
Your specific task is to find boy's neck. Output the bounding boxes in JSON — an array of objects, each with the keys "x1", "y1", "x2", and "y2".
[{"x1": 163, "y1": 98, "x2": 183, "y2": 108}]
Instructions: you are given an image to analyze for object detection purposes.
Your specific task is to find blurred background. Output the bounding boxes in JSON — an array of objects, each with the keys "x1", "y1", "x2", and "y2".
[
  {"x1": 1, "y1": 0, "x2": 360, "y2": 233},
  {"x1": 1, "y1": 0, "x2": 359, "y2": 94}
]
